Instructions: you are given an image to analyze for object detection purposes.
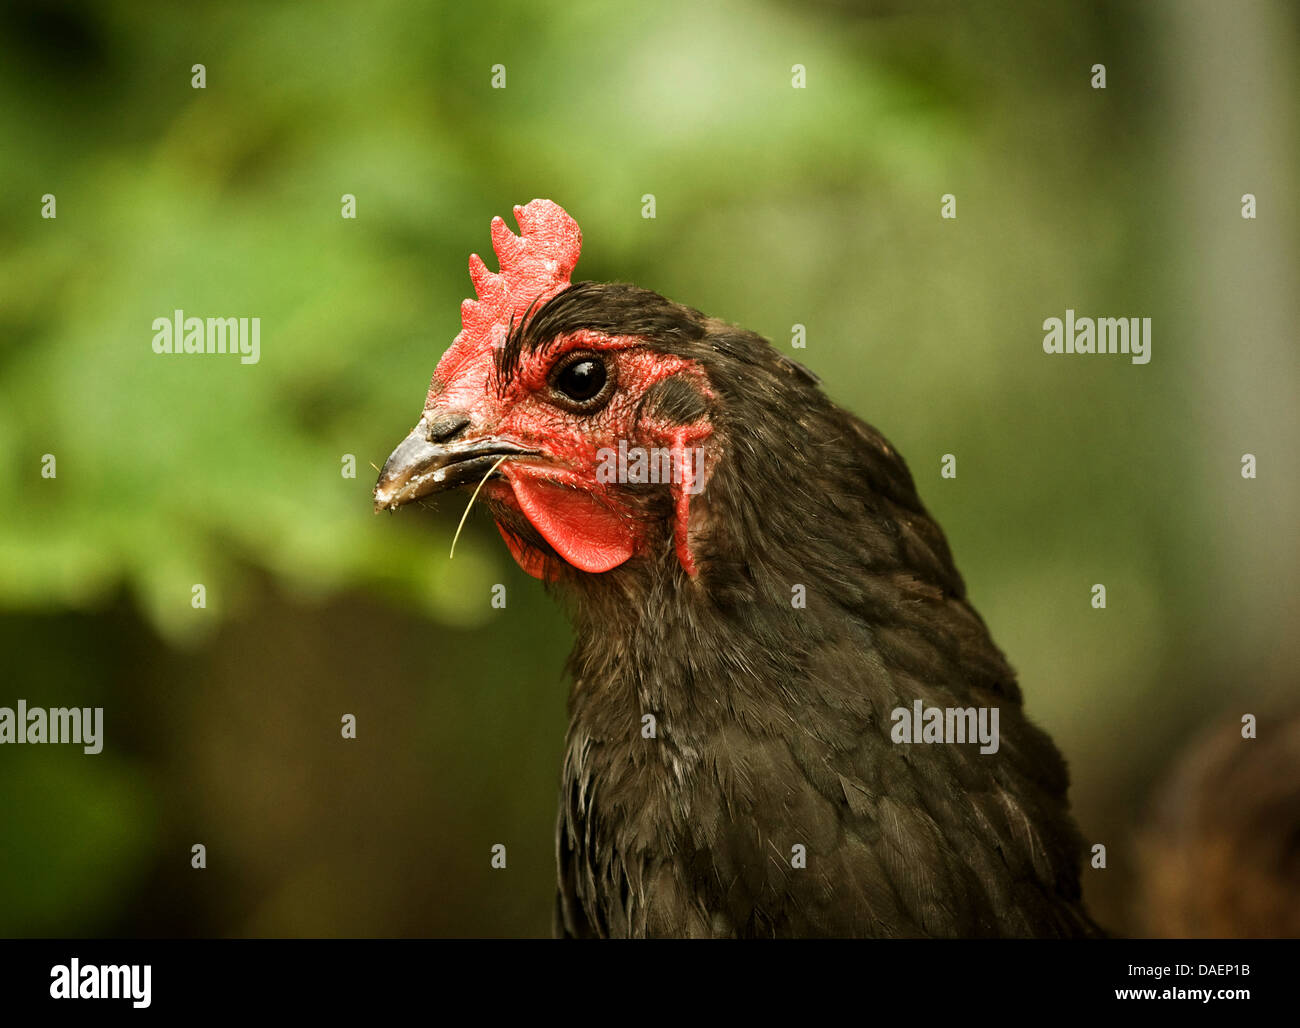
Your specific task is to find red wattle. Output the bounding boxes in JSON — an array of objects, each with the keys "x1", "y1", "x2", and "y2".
[
  {"x1": 505, "y1": 475, "x2": 635, "y2": 574},
  {"x1": 497, "y1": 522, "x2": 552, "y2": 580}
]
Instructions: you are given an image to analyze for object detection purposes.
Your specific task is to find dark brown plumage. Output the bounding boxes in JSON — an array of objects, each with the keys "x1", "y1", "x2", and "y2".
[
  {"x1": 539, "y1": 286, "x2": 1096, "y2": 937},
  {"x1": 375, "y1": 201, "x2": 1100, "y2": 938}
]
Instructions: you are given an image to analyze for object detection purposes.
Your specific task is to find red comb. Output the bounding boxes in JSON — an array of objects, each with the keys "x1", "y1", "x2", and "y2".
[{"x1": 434, "y1": 200, "x2": 582, "y2": 384}]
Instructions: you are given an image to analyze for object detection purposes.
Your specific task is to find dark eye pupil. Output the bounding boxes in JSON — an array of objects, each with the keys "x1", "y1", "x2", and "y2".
[{"x1": 556, "y1": 359, "x2": 606, "y2": 402}]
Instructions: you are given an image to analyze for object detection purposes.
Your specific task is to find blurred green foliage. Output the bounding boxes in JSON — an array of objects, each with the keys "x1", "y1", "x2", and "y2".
[{"x1": 0, "y1": 0, "x2": 1296, "y2": 936}]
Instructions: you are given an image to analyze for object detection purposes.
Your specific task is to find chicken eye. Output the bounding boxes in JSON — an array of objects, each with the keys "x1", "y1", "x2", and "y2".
[{"x1": 549, "y1": 352, "x2": 613, "y2": 411}]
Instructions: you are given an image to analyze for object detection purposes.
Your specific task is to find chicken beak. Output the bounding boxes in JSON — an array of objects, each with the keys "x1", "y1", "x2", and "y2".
[{"x1": 373, "y1": 420, "x2": 537, "y2": 512}]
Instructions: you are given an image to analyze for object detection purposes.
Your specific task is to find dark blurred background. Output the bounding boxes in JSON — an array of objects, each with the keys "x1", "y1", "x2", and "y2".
[{"x1": 0, "y1": 0, "x2": 1296, "y2": 937}]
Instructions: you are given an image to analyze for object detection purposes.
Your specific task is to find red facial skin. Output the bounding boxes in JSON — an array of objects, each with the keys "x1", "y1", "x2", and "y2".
[
  {"x1": 413, "y1": 200, "x2": 713, "y2": 580},
  {"x1": 427, "y1": 327, "x2": 714, "y2": 580}
]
